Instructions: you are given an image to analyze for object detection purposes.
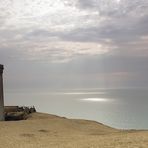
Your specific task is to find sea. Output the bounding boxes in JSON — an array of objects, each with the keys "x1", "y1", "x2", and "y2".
[{"x1": 5, "y1": 88, "x2": 148, "y2": 129}]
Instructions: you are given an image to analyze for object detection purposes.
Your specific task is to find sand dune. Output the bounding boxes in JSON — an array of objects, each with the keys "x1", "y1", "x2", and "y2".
[{"x1": 0, "y1": 112, "x2": 148, "y2": 148}]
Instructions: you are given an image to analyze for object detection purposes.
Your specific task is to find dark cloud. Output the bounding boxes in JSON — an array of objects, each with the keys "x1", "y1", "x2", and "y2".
[
  {"x1": 77, "y1": 0, "x2": 148, "y2": 17},
  {"x1": 60, "y1": 14, "x2": 148, "y2": 44}
]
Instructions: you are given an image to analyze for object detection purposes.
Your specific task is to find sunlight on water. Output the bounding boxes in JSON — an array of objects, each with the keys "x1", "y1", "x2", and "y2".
[
  {"x1": 80, "y1": 98, "x2": 112, "y2": 102},
  {"x1": 59, "y1": 92, "x2": 105, "y2": 95},
  {"x1": 5, "y1": 88, "x2": 148, "y2": 129}
]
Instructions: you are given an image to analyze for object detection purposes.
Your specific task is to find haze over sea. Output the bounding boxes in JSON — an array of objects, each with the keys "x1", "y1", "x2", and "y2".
[{"x1": 5, "y1": 88, "x2": 148, "y2": 129}]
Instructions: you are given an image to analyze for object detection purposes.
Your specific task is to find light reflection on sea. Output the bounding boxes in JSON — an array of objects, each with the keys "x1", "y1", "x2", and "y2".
[{"x1": 5, "y1": 88, "x2": 148, "y2": 129}]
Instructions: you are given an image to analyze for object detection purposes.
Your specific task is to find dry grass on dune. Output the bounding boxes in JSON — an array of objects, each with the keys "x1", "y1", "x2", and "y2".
[{"x1": 0, "y1": 112, "x2": 148, "y2": 148}]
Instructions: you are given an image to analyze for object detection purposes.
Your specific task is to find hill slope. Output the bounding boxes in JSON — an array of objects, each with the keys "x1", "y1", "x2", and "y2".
[{"x1": 0, "y1": 112, "x2": 148, "y2": 148}]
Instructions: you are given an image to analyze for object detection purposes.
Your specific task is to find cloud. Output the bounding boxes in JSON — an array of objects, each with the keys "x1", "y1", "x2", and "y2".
[
  {"x1": 77, "y1": 0, "x2": 148, "y2": 17},
  {"x1": 1, "y1": 0, "x2": 148, "y2": 89},
  {"x1": 0, "y1": 0, "x2": 110, "y2": 63},
  {"x1": 0, "y1": 40, "x2": 110, "y2": 63},
  {"x1": 1, "y1": 0, "x2": 148, "y2": 62}
]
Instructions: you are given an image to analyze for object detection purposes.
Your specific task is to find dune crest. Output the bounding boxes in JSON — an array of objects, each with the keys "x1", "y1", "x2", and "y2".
[{"x1": 0, "y1": 112, "x2": 148, "y2": 148}]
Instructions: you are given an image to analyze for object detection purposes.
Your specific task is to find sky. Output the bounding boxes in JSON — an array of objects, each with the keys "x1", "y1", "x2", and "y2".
[{"x1": 0, "y1": 0, "x2": 148, "y2": 92}]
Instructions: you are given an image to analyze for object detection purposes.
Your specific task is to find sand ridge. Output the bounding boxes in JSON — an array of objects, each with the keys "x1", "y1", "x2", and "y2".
[{"x1": 0, "y1": 112, "x2": 148, "y2": 148}]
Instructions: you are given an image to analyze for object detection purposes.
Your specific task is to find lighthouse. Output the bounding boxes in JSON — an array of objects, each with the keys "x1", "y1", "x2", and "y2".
[{"x1": 0, "y1": 64, "x2": 4, "y2": 121}]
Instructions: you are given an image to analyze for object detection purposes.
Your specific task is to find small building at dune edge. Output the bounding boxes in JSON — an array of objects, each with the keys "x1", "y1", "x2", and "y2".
[{"x1": 0, "y1": 64, "x2": 4, "y2": 121}]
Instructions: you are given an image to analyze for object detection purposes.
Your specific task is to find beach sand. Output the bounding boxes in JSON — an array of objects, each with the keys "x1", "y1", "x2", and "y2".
[{"x1": 0, "y1": 112, "x2": 147, "y2": 148}]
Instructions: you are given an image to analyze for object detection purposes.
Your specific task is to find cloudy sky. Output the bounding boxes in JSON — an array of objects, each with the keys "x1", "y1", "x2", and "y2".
[{"x1": 0, "y1": 0, "x2": 148, "y2": 92}]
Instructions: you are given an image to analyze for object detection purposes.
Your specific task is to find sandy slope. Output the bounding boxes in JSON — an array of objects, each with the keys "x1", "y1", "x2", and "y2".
[{"x1": 0, "y1": 112, "x2": 148, "y2": 148}]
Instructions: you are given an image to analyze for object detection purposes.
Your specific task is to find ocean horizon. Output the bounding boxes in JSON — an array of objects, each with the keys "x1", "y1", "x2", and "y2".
[{"x1": 5, "y1": 88, "x2": 148, "y2": 129}]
